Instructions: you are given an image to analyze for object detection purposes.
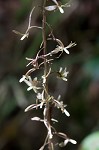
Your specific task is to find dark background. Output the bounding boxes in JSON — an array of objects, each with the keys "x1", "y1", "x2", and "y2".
[{"x1": 0, "y1": 0, "x2": 99, "y2": 149}]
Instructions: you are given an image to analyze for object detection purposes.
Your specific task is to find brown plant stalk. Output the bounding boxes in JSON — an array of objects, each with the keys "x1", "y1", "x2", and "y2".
[{"x1": 42, "y1": 0, "x2": 53, "y2": 149}]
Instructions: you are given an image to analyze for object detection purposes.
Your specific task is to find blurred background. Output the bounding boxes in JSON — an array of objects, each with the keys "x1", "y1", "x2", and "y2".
[{"x1": 0, "y1": 0, "x2": 99, "y2": 149}]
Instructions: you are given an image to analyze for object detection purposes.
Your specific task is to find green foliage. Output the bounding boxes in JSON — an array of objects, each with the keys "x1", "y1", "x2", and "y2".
[{"x1": 80, "y1": 132, "x2": 99, "y2": 150}]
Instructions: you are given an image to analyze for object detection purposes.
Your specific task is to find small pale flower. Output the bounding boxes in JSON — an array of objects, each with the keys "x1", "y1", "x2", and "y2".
[
  {"x1": 58, "y1": 67, "x2": 69, "y2": 81},
  {"x1": 19, "y1": 75, "x2": 41, "y2": 93},
  {"x1": 53, "y1": 97, "x2": 70, "y2": 117},
  {"x1": 52, "y1": 45, "x2": 69, "y2": 55},
  {"x1": 56, "y1": 39, "x2": 76, "y2": 54},
  {"x1": 37, "y1": 90, "x2": 44, "y2": 100},
  {"x1": 49, "y1": 38, "x2": 76, "y2": 56},
  {"x1": 59, "y1": 138, "x2": 77, "y2": 147}
]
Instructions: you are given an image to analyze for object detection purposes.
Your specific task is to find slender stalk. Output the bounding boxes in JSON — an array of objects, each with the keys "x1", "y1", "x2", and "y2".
[{"x1": 42, "y1": 0, "x2": 53, "y2": 149}]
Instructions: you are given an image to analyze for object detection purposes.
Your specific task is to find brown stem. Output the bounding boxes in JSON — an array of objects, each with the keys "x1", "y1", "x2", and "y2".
[{"x1": 42, "y1": 0, "x2": 53, "y2": 150}]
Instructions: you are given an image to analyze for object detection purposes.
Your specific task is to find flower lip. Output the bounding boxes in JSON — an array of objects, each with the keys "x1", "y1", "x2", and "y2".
[
  {"x1": 63, "y1": 47, "x2": 69, "y2": 54},
  {"x1": 64, "y1": 109, "x2": 70, "y2": 117},
  {"x1": 58, "y1": 6, "x2": 64, "y2": 13},
  {"x1": 64, "y1": 138, "x2": 77, "y2": 145},
  {"x1": 69, "y1": 139, "x2": 77, "y2": 144},
  {"x1": 19, "y1": 75, "x2": 26, "y2": 83},
  {"x1": 45, "y1": 0, "x2": 65, "y2": 14}
]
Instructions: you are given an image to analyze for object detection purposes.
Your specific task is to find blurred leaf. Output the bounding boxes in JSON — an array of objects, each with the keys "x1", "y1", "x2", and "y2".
[
  {"x1": 83, "y1": 57, "x2": 99, "y2": 79},
  {"x1": 80, "y1": 131, "x2": 99, "y2": 150},
  {"x1": 15, "y1": 0, "x2": 32, "y2": 23},
  {"x1": 0, "y1": 98, "x2": 17, "y2": 123}
]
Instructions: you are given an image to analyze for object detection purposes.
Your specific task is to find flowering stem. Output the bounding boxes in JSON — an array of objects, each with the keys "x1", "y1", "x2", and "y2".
[{"x1": 42, "y1": 0, "x2": 53, "y2": 149}]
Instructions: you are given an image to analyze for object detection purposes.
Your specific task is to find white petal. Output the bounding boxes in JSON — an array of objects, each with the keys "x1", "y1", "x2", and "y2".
[
  {"x1": 34, "y1": 77, "x2": 37, "y2": 81},
  {"x1": 24, "y1": 104, "x2": 40, "y2": 112},
  {"x1": 69, "y1": 139, "x2": 77, "y2": 144},
  {"x1": 45, "y1": 5, "x2": 57, "y2": 11},
  {"x1": 40, "y1": 101, "x2": 44, "y2": 108},
  {"x1": 20, "y1": 34, "x2": 27, "y2": 40},
  {"x1": 49, "y1": 131, "x2": 53, "y2": 139},
  {"x1": 64, "y1": 109, "x2": 70, "y2": 117},
  {"x1": 52, "y1": 0, "x2": 58, "y2": 5},
  {"x1": 37, "y1": 93, "x2": 42, "y2": 99},
  {"x1": 28, "y1": 76, "x2": 33, "y2": 83},
  {"x1": 63, "y1": 71, "x2": 69, "y2": 77},
  {"x1": 43, "y1": 107, "x2": 47, "y2": 117},
  {"x1": 48, "y1": 127, "x2": 53, "y2": 139},
  {"x1": 58, "y1": 6, "x2": 64, "y2": 13},
  {"x1": 57, "y1": 95, "x2": 61, "y2": 101},
  {"x1": 51, "y1": 118, "x2": 58, "y2": 123},
  {"x1": 62, "y1": 77, "x2": 68, "y2": 81},
  {"x1": 31, "y1": 117, "x2": 43, "y2": 121},
  {"x1": 64, "y1": 48, "x2": 69, "y2": 54},
  {"x1": 23, "y1": 79, "x2": 31, "y2": 86},
  {"x1": 19, "y1": 75, "x2": 26, "y2": 83},
  {"x1": 64, "y1": 139, "x2": 69, "y2": 146},
  {"x1": 59, "y1": 67, "x2": 63, "y2": 72},
  {"x1": 27, "y1": 86, "x2": 33, "y2": 91},
  {"x1": 32, "y1": 87, "x2": 38, "y2": 93}
]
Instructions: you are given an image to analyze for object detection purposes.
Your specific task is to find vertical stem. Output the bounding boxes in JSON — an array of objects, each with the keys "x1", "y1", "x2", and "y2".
[
  {"x1": 42, "y1": 0, "x2": 53, "y2": 150},
  {"x1": 42, "y1": 0, "x2": 47, "y2": 72}
]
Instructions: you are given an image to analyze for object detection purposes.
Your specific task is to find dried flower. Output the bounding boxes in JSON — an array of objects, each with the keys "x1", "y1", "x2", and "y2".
[
  {"x1": 55, "y1": 45, "x2": 70, "y2": 54},
  {"x1": 55, "y1": 39, "x2": 76, "y2": 54},
  {"x1": 19, "y1": 75, "x2": 41, "y2": 93},
  {"x1": 57, "y1": 67, "x2": 69, "y2": 81},
  {"x1": 53, "y1": 96, "x2": 70, "y2": 117},
  {"x1": 47, "y1": 38, "x2": 76, "y2": 56}
]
